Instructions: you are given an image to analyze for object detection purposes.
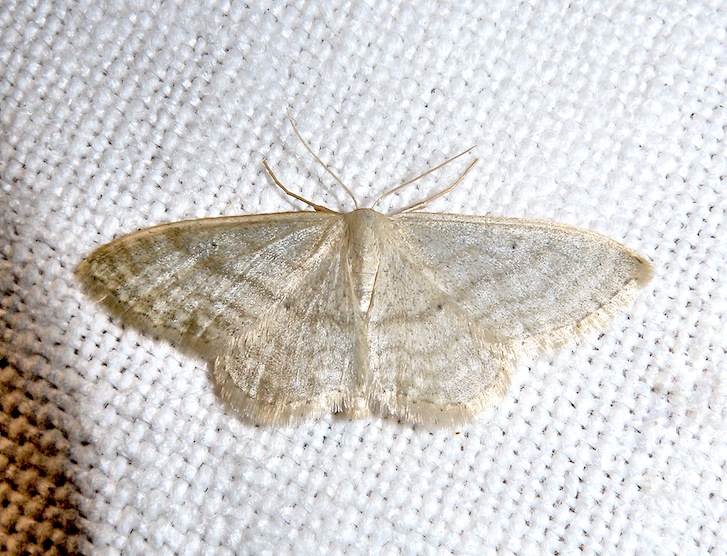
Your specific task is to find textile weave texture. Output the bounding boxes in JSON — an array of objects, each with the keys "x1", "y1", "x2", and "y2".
[{"x1": 1, "y1": 1, "x2": 725, "y2": 554}]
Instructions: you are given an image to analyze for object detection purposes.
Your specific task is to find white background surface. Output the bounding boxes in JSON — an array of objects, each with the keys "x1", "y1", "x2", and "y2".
[{"x1": 1, "y1": 1, "x2": 725, "y2": 554}]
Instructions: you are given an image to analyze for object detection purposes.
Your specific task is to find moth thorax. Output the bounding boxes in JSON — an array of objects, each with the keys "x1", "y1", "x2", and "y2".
[{"x1": 344, "y1": 209, "x2": 386, "y2": 314}]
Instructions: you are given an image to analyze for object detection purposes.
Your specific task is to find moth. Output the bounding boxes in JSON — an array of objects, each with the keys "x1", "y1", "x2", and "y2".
[{"x1": 78, "y1": 123, "x2": 652, "y2": 426}]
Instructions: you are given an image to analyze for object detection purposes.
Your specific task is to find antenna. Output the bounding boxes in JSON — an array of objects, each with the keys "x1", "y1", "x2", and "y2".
[
  {"x1": 371, "y1": 146, "x2": 478, "y2": 212},
  {"x1": 287, "y1": 111, "x2": 359, "y2": 208}
]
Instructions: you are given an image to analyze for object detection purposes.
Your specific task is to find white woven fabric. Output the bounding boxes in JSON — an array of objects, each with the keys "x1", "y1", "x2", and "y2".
[{"x1": 1, "y1": 1, "x2": 725, "y2": 554}]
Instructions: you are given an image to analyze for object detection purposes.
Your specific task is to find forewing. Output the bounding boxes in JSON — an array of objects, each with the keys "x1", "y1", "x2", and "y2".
[
  {"x1": 366, "y1": 212, "x2": 651, "y2": 425},
  {"x1": 393, "y1": 212, "x2": 652, "y2": 354},
  {"x1": 78, "y1": 212, "x2": 343, "y2": 357}
]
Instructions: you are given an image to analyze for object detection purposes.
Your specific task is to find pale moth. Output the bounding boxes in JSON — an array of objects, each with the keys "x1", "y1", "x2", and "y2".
[{"x1": 78, "y1": 124, "x2": 652, "y2": 426}]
